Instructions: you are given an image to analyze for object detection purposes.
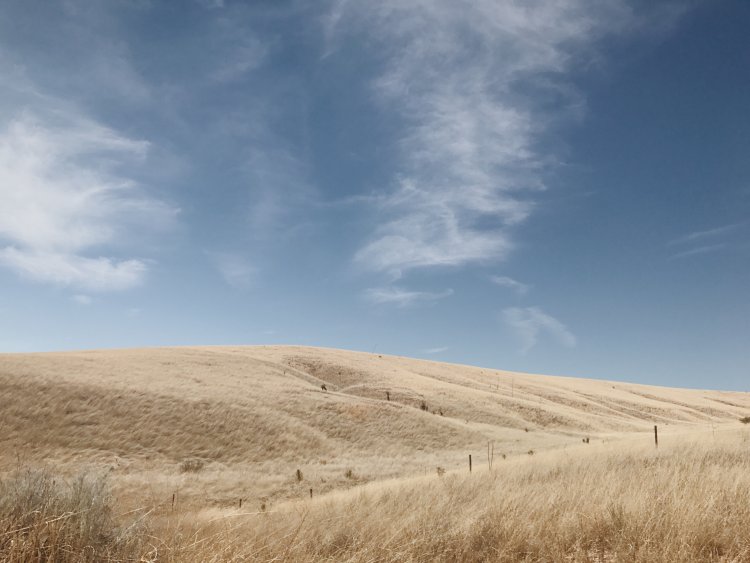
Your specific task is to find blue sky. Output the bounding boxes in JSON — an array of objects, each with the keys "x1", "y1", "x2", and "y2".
[{"x1": 0, "y1": 0, "x2": 748, "y2": 390}]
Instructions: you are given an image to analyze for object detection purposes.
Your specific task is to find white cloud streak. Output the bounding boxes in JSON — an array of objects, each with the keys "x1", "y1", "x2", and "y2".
[
  {"x1": 667, "y1": 222, "x2": 746, "y2": 259},
  {"x1": 0, "y1": 248, "x2": 148, "y2": 291},
  {"x1": 491, "y1": 275, "x2": 529, "y2": 295},
  {"x1": 336, "y1": 1, "x2": 679, "y2": 278},
  {"x1": 212, "y1": 252, "x2": 256, "y2": 288},
  {"x1": 0, "y1": 110, "x2": 176, "y2": 291},
  {"x1": 668, "y1": 222, "x2": 744, "y2": 246},
  {"x1": 209, "y1": 19, "x2": 269, "y2": 82},
  {"x1": 668, "y1": 243, "x2": 726, "y2": 261},
  {"x1": 503, "y1": 306, "x2": 576, "y2": 354},
  {"x1": 71, "y1": 294, "x2": 93, "y2": 305},
  {"x1": 365, "y1": 286, "x2": 453, "y2": 307}
]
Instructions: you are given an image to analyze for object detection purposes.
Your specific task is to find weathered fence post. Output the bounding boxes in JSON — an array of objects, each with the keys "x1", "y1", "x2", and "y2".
[
  {"x1": 469, "y1": 454, "x2": 472, "y2": 473},
  {"x1": 654, "y1": 425, "x2": 658, "y2": 447},
  {"x1": 239, "y1": 498, "x2": 242, "y2": 509},
  {"x1": 310, "y1": 488, "x2": 313, "y2": 499},
  {"x1": 171, "y1": 493, "x2": 175, "y2": 512}
]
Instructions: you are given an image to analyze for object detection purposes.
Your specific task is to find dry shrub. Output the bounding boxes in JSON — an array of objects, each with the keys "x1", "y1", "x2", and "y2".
[
  {"x1": 0, "y1": 467, "x2": 144, "y2": 562},
  {"x1": 179, "y1": 458, "x2": 205, "y2": 473},
  {"x1": 740, "y1": 416, "x2": 750, "y2": 424}
]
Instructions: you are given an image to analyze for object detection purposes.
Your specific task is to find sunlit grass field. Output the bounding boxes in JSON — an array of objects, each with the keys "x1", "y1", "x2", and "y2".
[{"x1": 1, "y1": 346, "x2": 749, "y2": 561}]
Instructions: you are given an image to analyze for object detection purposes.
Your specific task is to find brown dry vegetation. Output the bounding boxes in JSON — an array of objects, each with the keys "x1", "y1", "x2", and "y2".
[
  {"x1": 1, "y1": 346, "x2": 750, "y2": 561},
  {"x1": 4, "y1": 431, "x2": 750, "y2": 562}
]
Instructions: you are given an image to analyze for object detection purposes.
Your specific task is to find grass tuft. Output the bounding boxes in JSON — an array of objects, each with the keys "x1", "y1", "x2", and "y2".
[
  {"x1": 179, "y1": 458, "x2": 205, "y2": 473},
  {"x1": 0, "y1": 467, "x2": 144, "y2": 562}
]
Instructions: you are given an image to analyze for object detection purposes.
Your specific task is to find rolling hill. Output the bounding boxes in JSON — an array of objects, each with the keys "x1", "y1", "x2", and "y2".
[{"x1": 1, "y1": 345, "x2": 749, "y2": 508}]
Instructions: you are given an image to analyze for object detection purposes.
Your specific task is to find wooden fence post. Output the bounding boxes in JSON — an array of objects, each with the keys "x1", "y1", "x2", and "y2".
[
  {"x1": 469, "y1": 454, "x2": 472, "y2": 473},
  {"x1": 239, "y1": 498, "x2": 242, "y2": 509},
  {"x1": 171, "y1": 493, "x2": 175, "y2": 512},
  {"x1": 310, "y1": 488, "x2": 313, "y2": 499},
  {"x1": 654, "y1": 425, "x2": 658, "y2": 447}
]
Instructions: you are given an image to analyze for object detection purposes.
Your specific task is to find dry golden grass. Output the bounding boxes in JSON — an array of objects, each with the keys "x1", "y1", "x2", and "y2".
[
  {"x1": 142, "y1": 429, "x2": 750, "y2": 562},
  {"x1": 4, "y1": 430, "x2": 750, "y2": 562},
  {"x1": 0, "y1": 467, "x2": 145, "y2": 562},
  {"x1": 2, "y1": 346, "x2": 750, "y2": 507},
  {"x1": 1, "y1": 346, "x2": 750, "y2": 561}
]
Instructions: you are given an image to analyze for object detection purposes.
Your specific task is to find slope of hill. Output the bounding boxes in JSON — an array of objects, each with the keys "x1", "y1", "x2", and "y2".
[{"x1": 1, "y1": 345, "x2": 748, "y2": 508}]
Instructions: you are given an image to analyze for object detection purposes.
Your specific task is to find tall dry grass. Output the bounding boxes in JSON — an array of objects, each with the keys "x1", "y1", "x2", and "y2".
[
  {"x1": 0, "y1": 467, "x2": 145, "y2": 562},
  {"x1": 6, "y1": 430, "x2": 746, "y2": 562},
  {"x1": 142, "y1": 430, "x2": 750, "y2": 562}
]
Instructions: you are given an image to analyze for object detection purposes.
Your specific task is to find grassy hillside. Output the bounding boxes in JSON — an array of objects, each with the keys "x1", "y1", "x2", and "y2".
[
  {"x1": 2, "y1": 346, "x2": 750, "y2": 561},
  {"x1": 155, "y1": 430, "x2": 750, "y2": 562},
  {"x1": 1, "y1": 345, "x2": 749, "y2": 511},
  {"x1": 3, "y1": 430, "x2": 750, "y2": 562}
]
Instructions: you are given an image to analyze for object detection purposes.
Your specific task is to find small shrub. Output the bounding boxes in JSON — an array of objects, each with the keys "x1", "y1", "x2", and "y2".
[
  {"x1": 344, "y1": 468, "x2": 356, "y2": 480},
  {"x1": 420, "y1": 400, "x2": 429, "y2": 411},
  {"x1": 296, "y1": 468, "x2": 303, "y2": 482},
  {"x1": 740, "y1": 416, "x2": 750, "y2": 424},
  {"x1": 436, "y1": 466, "x2": 446, "y2": 477},
  {"x1": 527, "y1": 450, "x2": 535, "y2": 456},
  {"x1": 180, "y1": 458, "x2": 205, "y2": 473},
  {"x1": 0, "y1": 467, "x2": 144, "y2": 560}
]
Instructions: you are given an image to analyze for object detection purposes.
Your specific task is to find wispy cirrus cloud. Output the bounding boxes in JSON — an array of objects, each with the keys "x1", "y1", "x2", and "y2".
[
  {"x1": 334, "y1": 1, "x2": 684, "y2": 279},
  {"x1": 365, "y1": 286, "x2": 453, "y2": 307},
  {"x1": 491, "y1": 275, "x2": 530, "y2": 296},
  {"x1": 0, "y1": 109, "x2": 176, "y2": 291},
  {"x1": 667, "y1": 222, "x2": 745, "y2": 260},
  {"x1": 206, "y1": 13, "x2": 270, "y2": 83},
  {"x1": 668, "y1": 243, "x2": 727, "y2": 261},
  {"x1": 0, "y1": 4, "x2": 183, "y2": 294},
  {"x1": 211, "y1": 252, "x2": 256, "y2": 289},
  {"x1": 422, "y1": 346, "x2": 449, "y2": 355},
  {"x1": 503, "y1": 306, "x2": 576, "y2": 354},
  {"x1": 668, "y1": 222, "x2": 744, "y2": 246},
  {"x1": 71, "y1": 294, "x2": 93, "y2": 306}
]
